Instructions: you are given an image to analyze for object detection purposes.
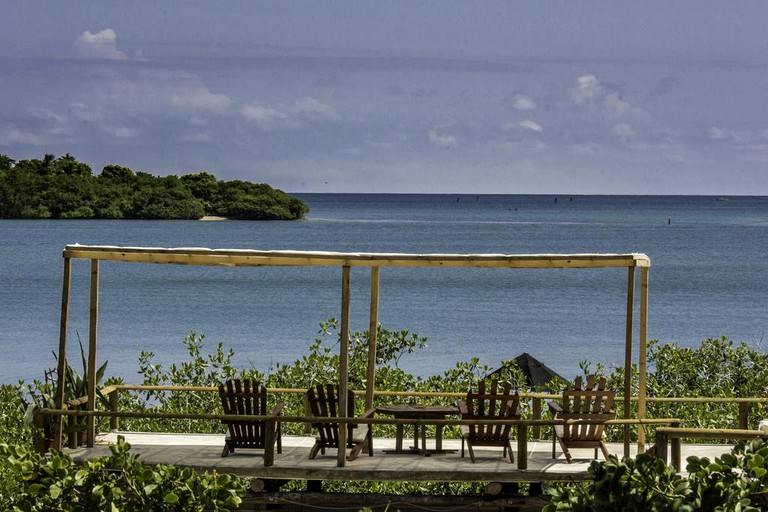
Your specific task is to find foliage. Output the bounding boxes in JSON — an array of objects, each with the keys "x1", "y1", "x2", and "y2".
[
  {"x1": 545, "y1": 438, "x2": 768, "y2": 511},
  {"x1": 0, "y1": 153, "x2": 307, "y2": 220},
  {"x1": 0, "y1": 436, "x2": 247, "y2": 511},
  {"x1": 115, "y1": 332, "x2": 263, "y2": 433},
  {"x1": 0, "y1": 384, "x2": 33, "y2": 446}
]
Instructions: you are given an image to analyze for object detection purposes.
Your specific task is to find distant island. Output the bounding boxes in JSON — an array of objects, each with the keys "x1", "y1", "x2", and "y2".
[{"x1": 0, "y1": 153, "x2": 308, "y2": 220}]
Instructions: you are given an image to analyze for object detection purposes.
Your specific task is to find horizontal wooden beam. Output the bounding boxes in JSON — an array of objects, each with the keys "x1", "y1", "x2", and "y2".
[{"x1": 63, "y1": 245, "x2": 650, "y2": 269}]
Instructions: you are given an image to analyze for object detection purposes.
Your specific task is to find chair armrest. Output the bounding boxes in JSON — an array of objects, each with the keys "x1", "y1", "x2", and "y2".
[
  {"x1": 457, "y1": 400, "x2": 468, "y2": 416},
  {"x1": 270, "y1": 402, "x2": 285, "y2": 417},
  {"x1": 361, "y1": 408, "x2": 376, "y2": 419},
  {"x1": 547, "y1": 401, "x2": 563, "y2": 414}
]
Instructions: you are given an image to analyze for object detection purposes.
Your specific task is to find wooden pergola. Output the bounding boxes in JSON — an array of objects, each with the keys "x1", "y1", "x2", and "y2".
[{"x1": 54, "y1": 244, "x2": 650, "y2": 466}]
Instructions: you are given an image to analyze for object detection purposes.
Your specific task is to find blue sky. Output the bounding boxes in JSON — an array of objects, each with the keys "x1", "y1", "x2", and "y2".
[{"x1": 2, "y1": 1, "x2": 768, "y2": 194}]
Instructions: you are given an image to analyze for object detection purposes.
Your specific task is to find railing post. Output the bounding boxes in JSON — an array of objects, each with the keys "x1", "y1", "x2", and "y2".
[
  {"x1": 532, "y1": 397, "x2": 542, "y2": 440},
  {"x1": 739, "y1": 402, "x2": 750, "y2": 430},
  {"x1": 33, "y1": 409, "x2": 46, "y2": 454},
  {"x1": 517, "y1": 424, "x2": 528, "y2": 470},
  {"x1": 655, "y1": 429, "x2": 668, "y2": 466},
  {"x1": 109, "y1": 388, "x2": 120, "y2": 431},
  {"x1": 304, "y1": 392, "x2": 313, "y2": 435}
]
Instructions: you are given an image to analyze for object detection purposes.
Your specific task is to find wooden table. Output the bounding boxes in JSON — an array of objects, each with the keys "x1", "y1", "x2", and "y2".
[{"x1": 375, "y1": 404, "x2": 460, "y2": 455}]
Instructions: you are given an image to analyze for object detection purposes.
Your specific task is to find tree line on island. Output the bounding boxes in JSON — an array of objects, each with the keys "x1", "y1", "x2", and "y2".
[{"x1": 0, "y1": 153, "x2": 308, "y2": 220}]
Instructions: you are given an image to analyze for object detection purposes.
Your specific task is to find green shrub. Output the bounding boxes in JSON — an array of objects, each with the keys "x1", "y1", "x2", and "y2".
[
  {"x1": 0, "y1": 436, "x2": 247, "y2": 511},
  {"x1": 545, "y1": 438, "x2": 768, "y2": 511}
]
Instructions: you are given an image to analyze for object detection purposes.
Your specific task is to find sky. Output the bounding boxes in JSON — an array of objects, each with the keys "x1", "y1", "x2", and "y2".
[{"x1": 2, "y1": 1, "x2": 768, "y2": 194}]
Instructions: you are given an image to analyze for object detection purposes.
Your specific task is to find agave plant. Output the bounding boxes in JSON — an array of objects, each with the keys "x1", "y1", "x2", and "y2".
[{"x1": 61, "y1": 335, "x2": 109, "y2": 439}]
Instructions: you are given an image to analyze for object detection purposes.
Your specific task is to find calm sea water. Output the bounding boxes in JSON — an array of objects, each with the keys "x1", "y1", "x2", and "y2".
[{"x1": 1, "y1": 194, "x2": 767, "y2": 384}]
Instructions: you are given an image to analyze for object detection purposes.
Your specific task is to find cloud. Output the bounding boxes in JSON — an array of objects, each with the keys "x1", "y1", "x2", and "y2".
[
  {"x1": 571, "y1": 74, "x2": 649, "y2": 123},
  {"x1": 170, "y1": 87, "x2": 232, "y2": 113},
  {"x1": 241, "y1": 103, "x2": 290, "y2": 125},
  {"x1": 75, "y1": 29, "x2": 128, "y2": 60},
  {"x1": 511, "y1": 94, "x2": 537, "y2": 110},
  {"x1": 518, "y1": 120, "x2": 543, "y2": 132},
  {"x1": 572, "y1": 75, "x2": 605, "y2": 105},
  {"x1": 0, "y1": 128, "x2": 44, "y2": 145},
  {"x1": 292, "y1": 97, "x2": 340, "y2": 120},
  {"x1": 497, "y1": 139, "x2": 547, "y2": 153},
  {"x1": 428, "y1": 130, "x2": 458, "y2": 148},
  {"x1": 612, "y1": 122, "x2": 636, "y2": 139},
  {"x1": 69, "y1": 102, "x2": 140, "y2": 139}
]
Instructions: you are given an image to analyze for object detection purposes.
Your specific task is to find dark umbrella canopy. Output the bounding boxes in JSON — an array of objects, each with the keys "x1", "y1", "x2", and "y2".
[{"x1": 488, "y1": 352, "x2": 563, "y2": 388}]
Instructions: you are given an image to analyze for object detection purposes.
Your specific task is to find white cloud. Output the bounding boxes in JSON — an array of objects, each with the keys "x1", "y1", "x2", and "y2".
[
  {"x1": 512, "y1": 94, "x2": 536, "y2": 110},
  {"x1": 292, "y1": 97, "x2": 340, "y2": 120},
  {"x1": 241, "y1": 103, "x2": 289, "y2": 124},
  {"x1": 497, "y1": 139, "x2": 547, "y2": 153},
  {"x1": 428, "y1": 130, "x2": 458, "y2": 148},
  {"x1": 572, "y1": 75, "x2": 604, "y2": 105},
  {"x1": 603, "y1": 93, "x2": 631, "y2": 116},
  {"x1": 569, "y1": 143, "x2": 602, "y2": 155},
  {"x1": 612, "y1": 123, "x2": 636, "y2": 139},
  {"x1": 0, "y1": 128, "x2": 44, "y2": 145},
  {"x1": 709, "y1": 127, "x2": 727, "y2": 140},
  {"x1": 170, "y1": 87, "x2": 232, "y2": 113},
  {"x1": 75, "y1": 29, "x2": 128, "y2": 60},
  {"x1": 518, "y1": 120, "x2": 543, "y2": 132}
]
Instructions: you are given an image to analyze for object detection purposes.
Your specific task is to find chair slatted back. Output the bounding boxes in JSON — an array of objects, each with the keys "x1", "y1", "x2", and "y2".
[
  {"x1": 560, "y1": 375, "x2": 615, "y2": 441},
  {"x1": 308, "y1": 384, "x2": 355, "y2": 447},
  {"x1": 219, "y1": 379, "x2": 269, "y2": 448},
  {"x1": 463, "y1": 380, "x2": 520, "y2": 442}
]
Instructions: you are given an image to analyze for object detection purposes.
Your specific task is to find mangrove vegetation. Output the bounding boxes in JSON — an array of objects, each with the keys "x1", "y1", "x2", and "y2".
[{"x1": 0, "y1": 153, "x2": 308, "y2": 220}]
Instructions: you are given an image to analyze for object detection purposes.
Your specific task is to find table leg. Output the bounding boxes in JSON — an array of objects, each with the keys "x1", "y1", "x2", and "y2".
[
  {"x1": 411, "y1": 423, "x2": 419, "y2": 450},
  {"x1": 421, "y1": 424, "x2": 427, "y2": 453},
  {"x1": 435, "y1": 425, "x2": 443, "y2": 451},
  {"x1": 395, "y1": 424, "x2": 403, "y2": 452}
]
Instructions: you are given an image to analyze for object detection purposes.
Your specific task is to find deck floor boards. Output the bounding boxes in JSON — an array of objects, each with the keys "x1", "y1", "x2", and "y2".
[{"x1": 66, "y1": 432, "x2": 736, "y2": 483}]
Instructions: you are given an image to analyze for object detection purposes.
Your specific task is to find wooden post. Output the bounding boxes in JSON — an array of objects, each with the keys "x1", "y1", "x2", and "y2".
[
  {"x1": 338, "y1": 265, "x2": 351, "y2": 467},
  {"x1": 87, "y1": 259, "x2": 99, "y2": 447},
  {"x1": 654, "y1": 429, "x2": 668, "y2": 466},
  {"x1": 532, "y1": 397, "x2": 542, "y2": 440},
  {"x1": 53, "y1": 257, "x2": 72, "y2": 451},
  {"x1": 366, "y1": 267, "x2": 380, "y2": 411},
  {"x1": 739, "y1": 402, "x2": 750, "y2": 430},
  {"x1": 624, "y1": 266, "x2": 635, "y2": 458},
  {"x1": 109, "y1": 388, "x2": 119, "y2": 431},
  {"x1": 517, "y1": 424, "x2": 527, "y2": 470},
  {"x1": 638, "y1": 266, "x2": 649, "y2": 451}
]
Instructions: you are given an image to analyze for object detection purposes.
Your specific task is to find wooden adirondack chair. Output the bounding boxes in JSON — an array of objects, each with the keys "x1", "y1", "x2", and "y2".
[
  {"x1": 548, "y1": 374, "x2": 616, "y2": 463},
  {"x1": 458, "y1": 379, "x2": 520, "y2": 463},
  {"x1": 218, "y1": 379, "x2": 284, "y2": 466},
  {"x1": 307, "y1": 384, "x2": 374, "y2": 461}
]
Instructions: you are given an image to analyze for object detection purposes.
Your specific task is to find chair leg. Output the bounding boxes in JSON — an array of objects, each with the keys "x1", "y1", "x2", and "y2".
[
  {"x1": 599, "y1": 441, "x2": 610, "y2": 460},
  {"x1": 276, "y1": 424, "x2": 282, "y2": 454},
  {"x1": 552, "y1": 432, "x2": 556, "y2": 459},
  {"x1": 221, "y1": 443, "x2": 231, "y2": 458},
  {"x1": 461, "y1": 437, "x2": 465, "y2": 458},
  {"x1": 309, "y1": 442, "x2": 321, "y2": 459},
  {"x1": 558, "y1": 439, "x2": 573, "y2": 463},
  {"x1": 507, "y1": 441, "x2": 514, "y2": 463},
  {"x1": 467, "y1": 442, "x2": 476, "y2": 463}
]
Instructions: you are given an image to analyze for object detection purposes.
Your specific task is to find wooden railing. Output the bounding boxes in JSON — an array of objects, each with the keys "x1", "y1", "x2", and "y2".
[{"x1": 40, "y1": 384, "x2": 768, "y2": 464}]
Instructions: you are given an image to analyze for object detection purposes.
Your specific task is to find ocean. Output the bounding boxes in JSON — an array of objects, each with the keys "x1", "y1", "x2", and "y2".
[{"x1": 1, "y1": 194, "x2": 766, "y2": 384}]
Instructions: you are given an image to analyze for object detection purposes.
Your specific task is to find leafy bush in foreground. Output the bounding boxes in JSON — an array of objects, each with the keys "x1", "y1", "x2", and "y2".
[
  {"x1": 0, "y1": 436, "x2": 247, "y2": 511},
  {"x1": 545, "y1": 438, "x2": 768, "y2": 511}
]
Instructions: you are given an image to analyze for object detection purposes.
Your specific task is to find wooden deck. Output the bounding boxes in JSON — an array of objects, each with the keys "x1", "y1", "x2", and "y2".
[{"x1": 67, "y1": 431, "x2": 736, "y2": 484}]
